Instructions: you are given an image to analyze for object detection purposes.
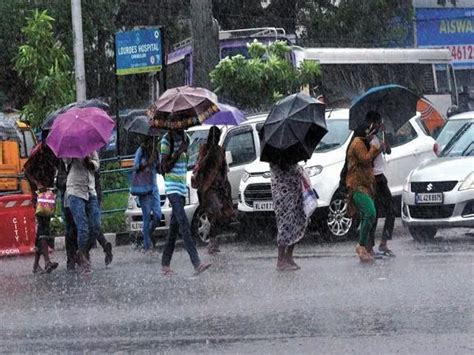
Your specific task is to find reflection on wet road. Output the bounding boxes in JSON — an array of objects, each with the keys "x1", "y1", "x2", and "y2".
[{"x1": 0, "y1": 222, "x2": 473, "y2": 353}]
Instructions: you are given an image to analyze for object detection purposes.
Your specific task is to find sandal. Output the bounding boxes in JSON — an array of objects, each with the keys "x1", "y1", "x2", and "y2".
[
  {"x1": 379, "y1": 247, "x2": 396, "y2": 257},
  {"x1": 45, "y1": 262, "x2": 59, "y2": 274},
  {"x1": 194, "y1": 262, "x2": 212, "y2": 275},
  {"x1": 161, "y1": 267, "x2": 174, "y2": 276}
]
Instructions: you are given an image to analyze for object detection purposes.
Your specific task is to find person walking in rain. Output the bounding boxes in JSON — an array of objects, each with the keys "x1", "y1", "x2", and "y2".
[
  {"x1": 24, "y1": 130, "x2": 59, "y2": 274},
  {"x1": 65, "y1": 151, "x2": 101, "y2": 274},
  {"x1": 160, "y1": 129, "x2": 211, "y2": 275},
  {"x1": 192, "y1": 126, "x2": 233, "y2": 254},
  {"x1": 366, "y1": 111, "x2": 396, "y2": 257},
  {"x1": 132, "y1": 136, "x2": 161, "y2": 255},
  {"x1": 343, "y1": 114, "x2": 381, "y2": 262}
]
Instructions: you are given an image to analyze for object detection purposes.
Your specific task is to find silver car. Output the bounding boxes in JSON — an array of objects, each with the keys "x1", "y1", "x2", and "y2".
[{"x1": 401, "y1": 121, "x2": 474, "y2": 241}]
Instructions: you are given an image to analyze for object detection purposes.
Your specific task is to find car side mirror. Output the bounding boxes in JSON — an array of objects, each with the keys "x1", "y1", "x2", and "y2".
[{"x1": 225, "y1": 151, "x2": 233, "y2": 165}]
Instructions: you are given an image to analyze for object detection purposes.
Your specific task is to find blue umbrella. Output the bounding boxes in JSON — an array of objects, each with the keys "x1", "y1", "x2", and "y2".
[
  {"x1": 349, "y1": 84, "x2": 422, "y2": 132},
  {"x1": 204, "y1": 103, "x2": 246, "y2": 126}
]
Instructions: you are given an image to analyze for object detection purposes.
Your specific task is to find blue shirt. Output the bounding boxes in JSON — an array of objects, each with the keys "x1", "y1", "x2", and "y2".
[
  {"x1": 160, "y1": 133, "x2": 188, "y2": 197},
  {"x1": 132, "y1": 146, "x2": 159, "y2": 193}
]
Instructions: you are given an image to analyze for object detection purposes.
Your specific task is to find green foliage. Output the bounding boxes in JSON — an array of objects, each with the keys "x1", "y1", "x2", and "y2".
[
  {"x1": 14, "y1": 10, "x2": 75, "y2": 128},
  {"x1": 210, "y1": 40, "x2": 320, "y2": 111}
]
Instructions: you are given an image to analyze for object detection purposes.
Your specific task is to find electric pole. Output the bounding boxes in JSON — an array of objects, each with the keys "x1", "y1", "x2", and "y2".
[
  {"x1": 190, "y1": 0, "x2": 219, "y2": 89},
  {"x1": 71, "y1": 0, "x2": 86, "y2": 101}
]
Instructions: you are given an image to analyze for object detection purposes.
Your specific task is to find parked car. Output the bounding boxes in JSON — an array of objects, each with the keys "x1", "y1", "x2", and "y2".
[
  {"x1": 238, "y1": 108, "x2": 439, "y2": 241},
  {"x1": 436, "y1": 111, "x2": 474, "y2": 151},
  {"x1": 124, "y1": 114, "x2": 267, "y2": 244},
  {"x1": 402, "y1": 121, "x2": 474, "y2": 241}
]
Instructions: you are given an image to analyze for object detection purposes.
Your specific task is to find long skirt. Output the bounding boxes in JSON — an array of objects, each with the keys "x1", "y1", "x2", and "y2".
[{"x1": 270, "y1": 163, "x2": 309, "y2": 247}]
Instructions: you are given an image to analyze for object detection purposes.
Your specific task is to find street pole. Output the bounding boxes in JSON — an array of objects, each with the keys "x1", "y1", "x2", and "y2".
[{"x1": 71, "y1": 0, "x2": 86, "y2": 101}]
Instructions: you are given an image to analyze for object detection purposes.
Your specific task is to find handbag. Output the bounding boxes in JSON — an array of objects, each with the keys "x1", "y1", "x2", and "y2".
[
  {"x1": 35, "y1": 189, "x2": 57, "y2": 217},
  {"x1": 301, "y1": 171, "x2": 318, "y2": 218},
  {"x1": 130, "y1": 166, "x2": 154, "y2": 196}
]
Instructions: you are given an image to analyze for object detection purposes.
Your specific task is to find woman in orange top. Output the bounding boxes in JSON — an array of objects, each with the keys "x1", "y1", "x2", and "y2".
[{"x1": 345, "y1": 116, "x2": 381, "y2": 262}]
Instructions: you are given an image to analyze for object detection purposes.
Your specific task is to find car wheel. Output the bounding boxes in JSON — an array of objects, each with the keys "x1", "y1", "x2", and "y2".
[
  {"x1": 191, "y1": 208, "x2": 211, "y2": 245},
  {"x1": 408, "y1": 226, "x2": 437, "y2": 242},
  {"x1": 318, "y1": 192, "x2": 358, "y2": 242}
]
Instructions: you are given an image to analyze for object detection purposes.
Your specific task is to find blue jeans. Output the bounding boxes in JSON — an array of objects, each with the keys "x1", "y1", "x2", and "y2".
[
  {"x1": 138, "y1": 190, "x2": 161, "y2": 250},
  {"x1": 162, "y1": 193, "x2": 200, "y2": 268},
  {"x1": 68, "y1": 194, "x2": 101, "y2": 250}
]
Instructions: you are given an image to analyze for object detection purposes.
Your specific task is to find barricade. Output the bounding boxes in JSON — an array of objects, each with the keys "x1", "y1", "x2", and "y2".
[{"x1": 0, "y1": 194, "x2": 36, "y2": 256}]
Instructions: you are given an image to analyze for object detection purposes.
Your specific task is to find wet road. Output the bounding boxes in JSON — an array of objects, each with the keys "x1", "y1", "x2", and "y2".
[{"x1": 0, "y1": 221, "x2": 473, "y2": 354}]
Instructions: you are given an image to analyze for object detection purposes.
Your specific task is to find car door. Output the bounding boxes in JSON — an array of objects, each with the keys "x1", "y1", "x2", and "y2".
[
  {"x1": 384, "y1": 121, "x2": 420, "y2": 197},
  {"x1": 223, "y1": 126, "x2": 257, "y2": 202}
]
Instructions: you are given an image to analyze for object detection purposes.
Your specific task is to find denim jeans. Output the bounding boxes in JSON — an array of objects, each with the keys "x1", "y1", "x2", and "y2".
[
  {"x1": 68, "y1": 194, "x2": 101, "y2": 250},
  {"x1": 138, "y1": 189, "x2": 161, "y2": 250},
  {"x1": 162, "y1": 193, "x2": 200, "y2": 268}
]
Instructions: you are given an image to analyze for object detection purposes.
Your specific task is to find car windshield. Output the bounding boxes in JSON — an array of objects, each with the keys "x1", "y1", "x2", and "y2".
[
  {"x1": 440, "y1": 123, "x2": 474, "y2": 157},
  {"x1": 314, "y1": 119, "x2": 351, "y2": 152},
  {"x1": 187, "y1": 129, "x2": 210, "y2": 170},
  {"x1": 437, "y1": 118, "x2": 472, "y2": 149}
]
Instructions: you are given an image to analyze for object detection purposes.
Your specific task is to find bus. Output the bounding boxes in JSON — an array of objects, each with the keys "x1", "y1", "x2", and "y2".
[
  {"x1": 298, "y1": 47, "x2": 458, "y2": 115},
  {"x1": 167, "y1": 28, "x2": 458, "y2": 115}
]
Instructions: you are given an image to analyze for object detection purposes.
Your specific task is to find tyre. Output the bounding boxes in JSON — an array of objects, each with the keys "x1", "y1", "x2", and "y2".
[
  {"x1": 191, "y1": 208, "x2": 211, "y2": 245},
  {"x1": 317, "y1": 191, "x2": 358, "y2": 242},
  {"x1": 409, "y1": 226, "x2": 437, "y2": 242}
]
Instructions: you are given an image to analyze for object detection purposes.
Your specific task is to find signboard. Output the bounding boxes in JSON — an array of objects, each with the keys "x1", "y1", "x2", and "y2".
[
  {"x1": 115, "y1": 28, "x2": 162, "y2": 75},
  {"x1": 416, "y1": 8, "x2": 474, "y2": 69}
]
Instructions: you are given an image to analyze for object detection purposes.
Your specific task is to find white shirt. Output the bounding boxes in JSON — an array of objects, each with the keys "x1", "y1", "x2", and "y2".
[{"x1": 370, "y1": 136, "x2": 385, "y2": 176}]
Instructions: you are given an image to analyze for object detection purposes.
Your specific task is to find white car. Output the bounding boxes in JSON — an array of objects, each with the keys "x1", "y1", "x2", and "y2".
[
  {"x1": 436, "y1": 111, "x2": 474, "y2": 151},
  {"x1": 238, "y1": 108, "x2": 439, "y2": 241},
  {"x1": 402, "y1": 120, "x2": 474, "y2": 241},
  {"x1": 124, "y1": 114, "x2": 267, "y2": 244}
]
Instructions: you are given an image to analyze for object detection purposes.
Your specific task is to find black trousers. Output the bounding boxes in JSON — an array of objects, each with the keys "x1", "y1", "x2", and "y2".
[{"x1": 369, "y1": 174, "x2": 395, "y2": 247}]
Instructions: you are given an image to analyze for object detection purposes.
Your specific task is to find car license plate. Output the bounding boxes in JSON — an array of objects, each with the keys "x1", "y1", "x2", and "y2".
[
  {"x1": 253, "y1": 201, "x2": 273, "y2": 211},
  {"x1": 415, "y1": 193, "x2": 443, "y2": 205},
  {"x1": 130, "y1": 222, "x2": 143, "y2": 231}
]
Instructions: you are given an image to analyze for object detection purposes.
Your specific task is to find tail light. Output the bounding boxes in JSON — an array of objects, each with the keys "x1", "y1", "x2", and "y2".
[{"x1": 433, "y1": 142, "x2": 440, "y2": 156}]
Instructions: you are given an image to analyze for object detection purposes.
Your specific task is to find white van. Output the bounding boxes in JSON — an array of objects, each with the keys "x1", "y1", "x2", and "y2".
[{"x1": 124, "y1": 114, "x2": 267, "y2": 244}]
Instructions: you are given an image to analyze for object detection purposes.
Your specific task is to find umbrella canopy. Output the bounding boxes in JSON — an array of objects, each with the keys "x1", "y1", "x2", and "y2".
[
  {"x1": 349, "y1": 85, "x2": 422, "y2": 132},
  {"x1": 123, "y1": 114, "x2": 163, "y2": 136},
  {"x1": 260, "y1": 92, "x2": 327, "y2": 165},
  {"x1": 204, "y1": 103, "x2": 246, "y2": 126},
  {"x1": 46, "y1": 107, "x2": 115, "y2": 158},
  {"x1": 148, "y1": 86, "x2": 219, "y2": 130},
  {"x1": 41, "y1": 99, "x2": 110, "y2": 130}
]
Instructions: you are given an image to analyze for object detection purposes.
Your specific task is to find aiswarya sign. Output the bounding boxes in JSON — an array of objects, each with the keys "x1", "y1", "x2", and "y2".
[
  {"x1": 115, "y1": 28, "x2": 162, "y2": 75},
  {"x1": 416, "y1": 7, "x2": 474, "y2": 69}
]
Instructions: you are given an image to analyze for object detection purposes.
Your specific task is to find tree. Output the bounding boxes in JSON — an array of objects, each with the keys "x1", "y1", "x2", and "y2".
[
  {"x1": 210, "y1": 40, "x2": 320, "y2": 111},
  {"x1": 14, "y1": 10, "x2": 75, "y2": 128}
]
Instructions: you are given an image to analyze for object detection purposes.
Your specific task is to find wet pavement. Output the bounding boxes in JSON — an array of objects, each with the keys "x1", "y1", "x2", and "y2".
[{"x1": 0, "y1": 220, "x2": 473, "y2": 354}]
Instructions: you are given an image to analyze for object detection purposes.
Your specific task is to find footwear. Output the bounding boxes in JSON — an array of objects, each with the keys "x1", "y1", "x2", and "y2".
[
  {"x1": 45, "y1": 261, "x2": 59, "y2": 274},
  {"x1": 104, "y1": 242, "x2": 113, "y2": 265},
  {"x1": 194, "y1": 262, "x2": 212, "y2": 275},
  {"x1": 355, "y1": 245, "x2": 373, "y2": 263},
  {"x1": 161, "y1": 266, "x2": 174, "y2": 276},
  {"x1": 33, "y1": 265, "x2": 44, "y2": 274},
  {"x1": 379, "y1": 247, "x2": 395, "y2": 257},
  {"x1": 77, "y1": 250, "x2": 92, "y2": 275}
]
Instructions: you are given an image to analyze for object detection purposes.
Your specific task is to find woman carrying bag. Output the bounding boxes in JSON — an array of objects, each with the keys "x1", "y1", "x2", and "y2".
[
  {"x1": 192, "y1": 126, "x2": 233, "y2": 254},
  {"x1": 131, "y1": 136, "x2": 161, "y2": 254}
]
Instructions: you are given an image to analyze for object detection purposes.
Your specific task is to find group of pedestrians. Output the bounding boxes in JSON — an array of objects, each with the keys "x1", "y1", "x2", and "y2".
[{"x1": 25, "y1": 128, "x2": 112, "y2": 275}]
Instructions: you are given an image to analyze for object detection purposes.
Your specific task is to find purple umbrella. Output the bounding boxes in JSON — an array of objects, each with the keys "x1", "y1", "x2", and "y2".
[
  {"x1": 204, "y1": 103, "x2": 246, "y2": 126},
  {"x1": 46, "y1": 107, "x2": 115, "y2": 158}
]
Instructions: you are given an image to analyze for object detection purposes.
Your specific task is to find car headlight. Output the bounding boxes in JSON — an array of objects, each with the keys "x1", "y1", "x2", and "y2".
[
  {"x1": 242, "y1": 171, "x2": 250, "y2": 183},
  {"x1": 403, "y1": 170, "x2": 414, "y2": 192},
  {"x1": 305, "y1": 165, "x2": 323, "y2": 177},
  {"x1": 459, "y1": 172, "x2": 474, "y2": 191}
]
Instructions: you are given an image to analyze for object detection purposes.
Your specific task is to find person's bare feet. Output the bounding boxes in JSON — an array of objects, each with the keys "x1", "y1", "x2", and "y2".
[
  {"x1": 194, "y1": 262, "x2": 212, "y2": 275},
  {"x1": 161, "y1": 266, "x2": 174, "y2": 275}
]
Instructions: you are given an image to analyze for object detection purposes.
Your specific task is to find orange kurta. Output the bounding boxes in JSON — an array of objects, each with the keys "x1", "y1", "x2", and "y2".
[{"x1": 346, "y1": 137, "x2": 380, "y2": 197}]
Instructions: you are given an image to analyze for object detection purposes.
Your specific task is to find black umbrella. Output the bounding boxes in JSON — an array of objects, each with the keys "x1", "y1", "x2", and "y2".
[
  {"x1": 349, "y1": 85, "x2": 422, "y2": 132},
  {"x1": 123, "y1": 114, "x2": 163, "y2": 136},
  {"x1": 41, "y1": 99, "x2": 110, "y2": 130},
  {"x1": 260, "y1": 92, "x2": 327, "y2": 165}
]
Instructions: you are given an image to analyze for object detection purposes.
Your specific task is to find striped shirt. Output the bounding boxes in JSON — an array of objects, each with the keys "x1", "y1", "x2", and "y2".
[{"x1": 160, "y1": 133, "x2": 188, "y2": 197}]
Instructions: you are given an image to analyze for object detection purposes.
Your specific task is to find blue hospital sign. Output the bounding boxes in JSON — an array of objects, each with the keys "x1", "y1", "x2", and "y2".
[
  {"x1": 416, "y1": 8, "x2": 474, "y2": 69},
  {"x1": 115, "y1": 28, "x2": 162, "y2": 75}
]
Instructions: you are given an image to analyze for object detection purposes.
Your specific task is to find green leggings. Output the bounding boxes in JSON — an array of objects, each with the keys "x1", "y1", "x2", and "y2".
[{"x1": 352, "y1": 191, "x2": 376, "y2": 246}]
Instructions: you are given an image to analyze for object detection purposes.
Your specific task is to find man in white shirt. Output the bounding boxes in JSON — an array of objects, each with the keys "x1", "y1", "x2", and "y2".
[{"x1": 368, "y1": 112, "x2": 395, "y2": 257}]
